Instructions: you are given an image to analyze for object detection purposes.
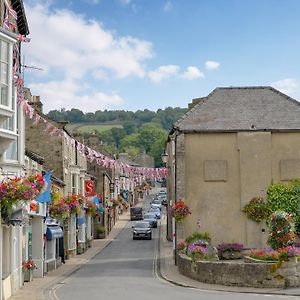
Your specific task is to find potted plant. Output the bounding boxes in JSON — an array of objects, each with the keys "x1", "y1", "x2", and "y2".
[
  {"x1": 217, "y1": 242, "x2": 244, "y2": 260},
  {"x1": 22, "y1": 259, "x2": 36, "y2": 282},
  {"x1": 96, "y1": 226, "x2": 106, "y2": 239}
]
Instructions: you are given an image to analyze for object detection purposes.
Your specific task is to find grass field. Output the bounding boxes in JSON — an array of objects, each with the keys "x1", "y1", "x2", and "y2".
[{"x1": 66, "y1": 123, "x2": 123, "y2": 134}]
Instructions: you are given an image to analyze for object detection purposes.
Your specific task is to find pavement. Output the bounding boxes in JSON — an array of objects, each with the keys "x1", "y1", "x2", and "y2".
[{"x1": 8, "y1": 197, "x2": 300, "y2": 300}]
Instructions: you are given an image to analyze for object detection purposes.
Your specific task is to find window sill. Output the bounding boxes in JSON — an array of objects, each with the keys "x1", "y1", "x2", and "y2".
[
  {"x1": 0, "y1": 130, "x2": 17, "y2": 153},
  {"x1": 0, "y1": 106, "x2": 14, "y2": 124}
]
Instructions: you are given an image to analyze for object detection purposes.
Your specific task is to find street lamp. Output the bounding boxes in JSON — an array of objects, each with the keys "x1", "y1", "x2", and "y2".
[{"x1": 161, "y1": 150, "x2": 168, "y2": 165}]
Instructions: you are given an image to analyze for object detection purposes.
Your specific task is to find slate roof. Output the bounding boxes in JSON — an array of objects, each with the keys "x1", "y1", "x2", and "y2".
[{"x1": 174, "y1": 87, "x2": 300, "y2": 132}]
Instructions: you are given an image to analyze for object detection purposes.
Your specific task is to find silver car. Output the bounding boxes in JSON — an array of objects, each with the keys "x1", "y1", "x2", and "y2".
[
  {"x1": 132, "y1": 221, "x2": 152, "y2": 240},
  {"x1": 143, "y1": 213, "x2": 158, "y2": 228}
]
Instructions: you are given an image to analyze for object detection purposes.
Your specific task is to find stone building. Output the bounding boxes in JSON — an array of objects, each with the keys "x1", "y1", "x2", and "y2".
[
  {"x1": 25, "y1": 93, "x2": 89, "y2": 258},
  {"x1": 167, "y1": 86, "x2": 300, "y2": 248},
  {"x1": 86, "y1": 132, "x2": 114, "y2": 236},
  {"x1": 0, "y1": 1, "x2": 29, "y2": 299}
]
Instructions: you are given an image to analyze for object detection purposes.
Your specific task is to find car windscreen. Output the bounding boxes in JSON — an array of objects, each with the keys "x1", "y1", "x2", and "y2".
[
  {"x1": 149, "y1": 208, "x2": 160, "y2": 212},
  {"x1": 152, "y1": 200, "x2": 161, "y2": 204},
  {"x1": 135, "y1": 222, "x2": 150, "y2": 228},
  {"x1": 144, "y1": 214, "x2": 155, "y2": 219}
]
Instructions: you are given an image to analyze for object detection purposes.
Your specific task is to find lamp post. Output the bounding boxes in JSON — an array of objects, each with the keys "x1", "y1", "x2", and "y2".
[{"x1": 161, "y1": 150, "x2": 168, "y2": 165}]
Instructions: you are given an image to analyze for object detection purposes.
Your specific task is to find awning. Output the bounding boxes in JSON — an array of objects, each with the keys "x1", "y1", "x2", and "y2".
[{"x1": 45, "y1": 226, "x2": 63, "y2": 240}]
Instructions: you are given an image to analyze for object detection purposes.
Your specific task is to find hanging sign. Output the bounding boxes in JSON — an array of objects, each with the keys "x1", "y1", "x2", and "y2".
[{"x1": 85, "y1": 180, "x2": 95, "y2": 196}]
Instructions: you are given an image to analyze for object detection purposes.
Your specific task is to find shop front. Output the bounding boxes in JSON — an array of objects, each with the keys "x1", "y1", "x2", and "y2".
[{"x1": 44, "y1": 218, "x2": 64, "y2": 272}]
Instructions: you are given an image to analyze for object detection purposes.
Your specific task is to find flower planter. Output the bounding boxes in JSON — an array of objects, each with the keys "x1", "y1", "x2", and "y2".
[
  {"x1": 244, "y1": 256, "x2": 278, "y2": 263},
  {"x1": 23, "y1": 269, "x2": 33, "y2": 282},
  {"x1": 219, "y1": 250, "x2": 242, "y2": 260}
]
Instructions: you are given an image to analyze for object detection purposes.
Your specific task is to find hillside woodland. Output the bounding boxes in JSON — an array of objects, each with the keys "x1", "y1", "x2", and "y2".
[{"x1": 47, "y1": 107, "x2": 187, "y2": 167}]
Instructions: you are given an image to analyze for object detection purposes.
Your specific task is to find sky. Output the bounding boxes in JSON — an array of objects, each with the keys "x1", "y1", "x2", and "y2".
[{"x1": 23, "y1": 0, "x2": 300, "y2": 113}]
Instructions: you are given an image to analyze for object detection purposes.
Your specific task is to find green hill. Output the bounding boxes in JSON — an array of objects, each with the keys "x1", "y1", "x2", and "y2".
[{"x1": 66, "y1": 123, "x2": 123, "y2": 134}]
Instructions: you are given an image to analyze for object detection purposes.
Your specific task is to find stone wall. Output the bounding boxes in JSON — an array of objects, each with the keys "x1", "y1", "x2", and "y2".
[
  {"x1": 177, "y1": 254, "x2": 300, "y2": 288},
  {"x1": 26, "y1": 117, "x2": 64, "y2": 181}
]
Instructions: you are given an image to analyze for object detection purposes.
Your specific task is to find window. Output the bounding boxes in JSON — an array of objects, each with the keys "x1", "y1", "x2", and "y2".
[
  {"x1": 0, "y1": 38, "x2": 12, "y2": 108},
  {"x1": 72, "y1": 174, "x2": 77, "y2": 194},
  {"x1": 2, "y1": 86, "x2": 16, "y2": 132}
]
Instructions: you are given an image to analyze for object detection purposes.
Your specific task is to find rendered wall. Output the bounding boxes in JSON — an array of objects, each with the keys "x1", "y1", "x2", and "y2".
[{"x1": 181, "y1": 131, "x2": 300, "y2": 248}]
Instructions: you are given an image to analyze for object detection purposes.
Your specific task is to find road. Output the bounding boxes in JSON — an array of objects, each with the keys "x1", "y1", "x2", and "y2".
[{"x1": 52, "y1": 191, "x2": 295, "y2": 300}]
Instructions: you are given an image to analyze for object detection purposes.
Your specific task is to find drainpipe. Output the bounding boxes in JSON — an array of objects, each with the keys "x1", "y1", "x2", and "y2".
[{"x1": 173, "y1": 130, "x2": 178, "y2": 265}]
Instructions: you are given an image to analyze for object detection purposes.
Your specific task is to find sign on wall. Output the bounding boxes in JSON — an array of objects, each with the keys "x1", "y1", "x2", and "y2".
[{"x1": 85, "y1": 180, "x2": 95, "y2": 196}]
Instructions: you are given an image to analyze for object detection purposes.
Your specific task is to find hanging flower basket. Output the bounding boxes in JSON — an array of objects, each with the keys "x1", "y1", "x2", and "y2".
[
  {"x1": 0, "y1": 177, "x2": 39, "y2": 221},
  {"x1": 111, "y1": 198, "x2": 119, "y2": 207},
  {"x1": 169, "y1": 200, "x2": 191, "y2": 222},
  {"x1": 49, "y1": 200, "x2": 70, "y2": 219},
  {"x1": 25, "y1": 173, "x2": 47, "y2": 195},
  {"x1": 85, "y1": 199, "x2": 98, "y2": 216},
  {"x1": 63, "y1": 194, "x2": 83, "y2": 214}
]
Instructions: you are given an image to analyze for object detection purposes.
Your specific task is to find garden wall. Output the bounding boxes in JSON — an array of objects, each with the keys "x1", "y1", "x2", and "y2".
[{"x1": 177, "y1": 254, "x2": 300, "y2": 288}]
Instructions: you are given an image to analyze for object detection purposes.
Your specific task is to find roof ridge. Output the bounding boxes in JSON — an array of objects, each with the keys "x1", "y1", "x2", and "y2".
[{"x1": 171, "y1": 86, "x2": 300, "y2": 133}]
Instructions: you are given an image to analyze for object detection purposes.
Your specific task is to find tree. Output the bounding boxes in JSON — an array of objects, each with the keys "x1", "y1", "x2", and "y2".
[
  {"x1": 120, "y1": 133, "x2": 140, "y2": 150},
  {"x1": 68, "y1": 109, "x2": 84, "y2": 123},
  {"x1": 138, "y1": 123, "x2": 167, "y2": 153},
  {"x1": 149, "y1": 135, "x2": 168, "y2": 167},
  {"x1": 123, "y1": 121, "x2": 137, "y2": 135},
  {"x1": 110, "y1": 127, "x2": 126, "y2": 148}
]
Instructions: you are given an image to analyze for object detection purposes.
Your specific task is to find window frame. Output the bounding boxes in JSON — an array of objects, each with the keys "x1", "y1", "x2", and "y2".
[{"x1": 0, "y1": 31, "x2": 15, "y2": 111}]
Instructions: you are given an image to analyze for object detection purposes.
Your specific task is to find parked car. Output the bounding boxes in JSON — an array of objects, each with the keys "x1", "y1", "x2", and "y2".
[
  {"x1": 148, "y1": 207, "x2": 161, "y2": 219},
  {"x1": 160, "y1": 196, "x2": 167, "y2": 206},
  {"x1": 151, "y1": 199, "x2": 162, "y2": 210},
  {"x1": 132, "y1": 221, "x2": 152, "y2": 240},
  {"x1": 143, "y1": 213, "x2": 158, "y2": 228},
  {"x1": 130, "y1": 207, "x2": 143, "y2": 221}
]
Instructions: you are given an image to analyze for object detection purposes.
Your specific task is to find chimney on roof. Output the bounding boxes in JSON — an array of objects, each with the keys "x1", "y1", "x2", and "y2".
[
  {"x1": 28, "y1": 95, "x2": 43, "y2": 113},
  {"x1": 188, "y1": 97, "x2": 203, "y2": 110}
]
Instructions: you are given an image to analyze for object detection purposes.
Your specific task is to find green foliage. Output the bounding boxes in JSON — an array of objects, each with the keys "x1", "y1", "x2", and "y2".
[
  {"x1": 267, "y1": 180, "x2": 300, "y2": 235},
  {"x1": 47, "y1": 107, "x2": 187, "y2": 131},
  {"x1": 138, "y1": 123, "x2": 167, "y2": 152},
  {"x1": 48, "y1": 107, "x2": 187, "y2": 167},
  {"x1": 243, "y1": 196, "x2": 272, "y2": 222},
  {"x1": 149, "y1": 135, "x2": 168, "y2": 167},
  {"x1": 123, "y1": 121, "x2": 137, "y2": 135},
  {"x1": 185, "y1": 232, "x2": 211, "y2": 245}
]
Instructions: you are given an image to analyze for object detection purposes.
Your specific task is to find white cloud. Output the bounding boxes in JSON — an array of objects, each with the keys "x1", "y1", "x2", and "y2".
[
  {"x1": 22, "y1": 2, "x2": 154, "y2": 112},
  {"x1": 148, "y1": 65, "x2": 179, "y2": 82},
  {"x1": 23, "y1": 3, "x2": 152, "y2": 80},
  {"x1": 29, "y1": 79, "x2": 124, "y2": 113},
  {"x1": 271, "y1": 78, "x2": 299, "y2": 95},
  {"x1": 205, "y1": 60, "x2": 220, "y2": 70},
  {"x1": 163, "y1": 1, "x2": 173, "y2": 12},
  {"x1": 182, "y1": 66, "x2": 204, "y2": 80}
]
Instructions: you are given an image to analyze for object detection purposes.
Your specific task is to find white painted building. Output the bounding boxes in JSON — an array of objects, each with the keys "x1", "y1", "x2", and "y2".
[{"x1": 0, "y1": 1, "x2": 30, "y2": 299}]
